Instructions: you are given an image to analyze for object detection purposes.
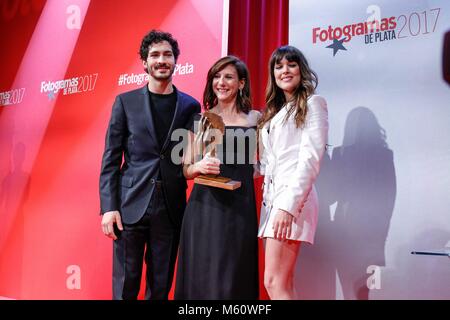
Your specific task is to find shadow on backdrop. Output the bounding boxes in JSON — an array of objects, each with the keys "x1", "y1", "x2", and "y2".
[{"x1": 296, "y1": 106, "x2": 396, "y2": 300}]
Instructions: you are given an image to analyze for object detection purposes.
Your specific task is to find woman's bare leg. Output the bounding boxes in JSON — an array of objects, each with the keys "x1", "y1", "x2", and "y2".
[{"x1": 264, "y1": 238, "x2": 301, "y2": 300}]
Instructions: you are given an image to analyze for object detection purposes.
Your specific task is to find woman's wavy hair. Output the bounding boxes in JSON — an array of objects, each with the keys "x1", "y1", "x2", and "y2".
[
  {"x1": 258, "y1": 45, "x2": 318, "y2": 129},
  {"x1": 203, "y1": 56, "x2": 252, "y2": 114}
]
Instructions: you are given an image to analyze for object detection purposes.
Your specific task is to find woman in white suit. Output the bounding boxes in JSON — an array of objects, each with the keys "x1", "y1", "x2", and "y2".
[{"x1": 257, "y1": 46, "x2": 328, "y2": 299}]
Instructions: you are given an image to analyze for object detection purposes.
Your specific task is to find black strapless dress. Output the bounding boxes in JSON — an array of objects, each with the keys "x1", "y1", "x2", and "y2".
[{"x1": 175, "y1": 124, "x2": 259, "y2": 300}]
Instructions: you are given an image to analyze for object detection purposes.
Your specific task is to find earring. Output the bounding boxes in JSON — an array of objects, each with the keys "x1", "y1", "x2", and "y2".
[{"x1": 239, "y1": 88, "x2": 243, "y2": 97}]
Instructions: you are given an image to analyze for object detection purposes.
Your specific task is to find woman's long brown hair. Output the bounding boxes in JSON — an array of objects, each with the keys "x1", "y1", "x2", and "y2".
[
  {"x1": 258, "y1": 46, "x2": 318, "y2": 129},
  {"x1": 203, "y1": 55, "x2": 252, "y2": 114}
]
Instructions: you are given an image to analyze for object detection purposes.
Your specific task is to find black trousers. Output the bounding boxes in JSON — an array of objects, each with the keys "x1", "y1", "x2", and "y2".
[{"x1": 112, "y1": 182, "x2": 179, "y2": 300}]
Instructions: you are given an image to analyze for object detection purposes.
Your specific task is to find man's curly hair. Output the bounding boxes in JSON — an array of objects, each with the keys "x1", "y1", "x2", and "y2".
[{"x1": 139, "y1": 29, "x2": 180, "y2": 63}]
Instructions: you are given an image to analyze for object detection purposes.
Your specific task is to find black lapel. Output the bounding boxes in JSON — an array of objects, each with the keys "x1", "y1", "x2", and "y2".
[
  {"x1": 141, "y1": 85, "x2": 161, "y2": 151},
  {"x1": 160, "y1": 86, "x2": 182, "y2": 154}
]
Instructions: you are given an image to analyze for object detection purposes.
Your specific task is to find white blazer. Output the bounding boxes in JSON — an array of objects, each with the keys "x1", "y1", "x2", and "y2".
[{"x1": 258, "y1": 95, "x2": 328, "y2": 243}]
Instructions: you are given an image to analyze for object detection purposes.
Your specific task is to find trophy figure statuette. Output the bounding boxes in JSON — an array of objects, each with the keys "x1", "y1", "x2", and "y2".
[{"x1": 193, "y1": 111, "x2": 241, "y2": 190}]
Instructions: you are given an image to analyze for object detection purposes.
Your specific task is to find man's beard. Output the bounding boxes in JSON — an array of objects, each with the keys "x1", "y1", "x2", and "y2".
[{"x1": 150, "y1": 63, "x2": 174, "y2": 80}]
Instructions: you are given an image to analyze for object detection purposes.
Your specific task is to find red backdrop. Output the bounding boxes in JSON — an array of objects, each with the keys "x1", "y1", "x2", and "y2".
[
  {"x1": 0, "y1": 0, "x2": 224, "y2": 299},
  {"x1": 0, "y1": 0, "x2": 287, "y2": 300},
  {"x1": 228, "y1": 0, "x2": 289, "y2": 300}
]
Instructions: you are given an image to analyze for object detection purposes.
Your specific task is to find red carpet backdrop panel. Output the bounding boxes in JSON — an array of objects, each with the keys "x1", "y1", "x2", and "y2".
[{"x1": 0, "y1": 0, "x2": 226, "y2": 299}]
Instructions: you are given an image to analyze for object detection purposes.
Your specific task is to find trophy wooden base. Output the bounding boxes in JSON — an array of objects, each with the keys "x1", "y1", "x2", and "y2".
[{"x1": 194, "y1": 175, "x2": 241, "y2": 190}]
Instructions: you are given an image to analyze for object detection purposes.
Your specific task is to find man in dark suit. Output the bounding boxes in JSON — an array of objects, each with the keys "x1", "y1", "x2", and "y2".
[{"x1": 99, "y1": 30, "x2": 200, "y2": 300}]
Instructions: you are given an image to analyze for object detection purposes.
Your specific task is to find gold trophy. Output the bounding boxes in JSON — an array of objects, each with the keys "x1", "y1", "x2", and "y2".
[{"x1": 193, "y1": 111, "x2": 241, "y2": 190}]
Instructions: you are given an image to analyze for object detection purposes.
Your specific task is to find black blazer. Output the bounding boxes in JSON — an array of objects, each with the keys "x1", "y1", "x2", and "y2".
[{"x1": 99, "y1": 85, "x2": 200, "y2": 227}]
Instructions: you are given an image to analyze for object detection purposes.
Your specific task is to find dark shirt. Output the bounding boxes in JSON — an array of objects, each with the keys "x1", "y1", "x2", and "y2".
[{"x1": 149, "y1": 89, "x2": 177, "y2": 151}]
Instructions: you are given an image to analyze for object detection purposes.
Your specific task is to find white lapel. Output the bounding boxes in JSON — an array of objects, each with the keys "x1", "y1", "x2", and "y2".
[
  {"x1": 261, "y1": 121, "x2": 272, "y2": 154},
  {"x1": 270, "y1": 105, "x2": 287, "y2": 128}
]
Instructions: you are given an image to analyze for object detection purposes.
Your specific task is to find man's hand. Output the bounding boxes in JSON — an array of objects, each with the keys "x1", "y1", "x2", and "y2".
[
  {"x1": 272, "y1": 209, "x2": 293, "y2": 241},
  {"x1": 101, "y1": 211, "x2": 123, "y2": 240}
]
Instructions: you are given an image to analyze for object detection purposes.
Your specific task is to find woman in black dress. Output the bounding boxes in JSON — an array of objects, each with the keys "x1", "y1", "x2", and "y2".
[{"x1": 175, "y1": 56, "x2": 260, "y2": 299}]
